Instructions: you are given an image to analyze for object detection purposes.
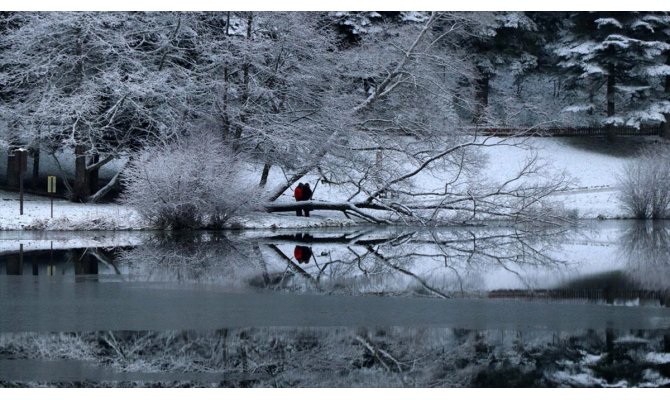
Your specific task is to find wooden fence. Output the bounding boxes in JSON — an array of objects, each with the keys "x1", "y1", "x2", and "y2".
[{"x1": 468, "y1": 125, "x2": 663, "y2": 137}]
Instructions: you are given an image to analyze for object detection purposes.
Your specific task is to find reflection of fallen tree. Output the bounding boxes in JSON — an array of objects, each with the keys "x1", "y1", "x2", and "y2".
[
  {"x1": 257, "y1": 227, "x2": 568, "y2": 298},
  {"x1": 118, "y1": 227, "x2": 568, "y2": 297}
]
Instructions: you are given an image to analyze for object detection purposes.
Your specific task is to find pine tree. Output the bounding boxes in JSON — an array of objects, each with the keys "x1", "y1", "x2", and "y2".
[
  {"x1": 555, "y1": 12, "x2": 670, "y2": 140},
  {"x1": 463, "y1": 12, "x2": 541, "y2": 124}
]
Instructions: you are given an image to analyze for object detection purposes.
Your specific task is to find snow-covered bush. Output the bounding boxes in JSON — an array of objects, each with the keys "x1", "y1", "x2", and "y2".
[
  {"x1": 617, "y1": 148, "x2": 670, "y2": 219},
  {"x1": 121, "y1": 133, "x2": 261, "y2": 229}
]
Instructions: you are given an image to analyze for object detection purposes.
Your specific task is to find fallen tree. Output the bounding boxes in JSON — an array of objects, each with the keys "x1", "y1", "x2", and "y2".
[{"x1": 260, "y1": 13, "x2": 572, "y2": 226}]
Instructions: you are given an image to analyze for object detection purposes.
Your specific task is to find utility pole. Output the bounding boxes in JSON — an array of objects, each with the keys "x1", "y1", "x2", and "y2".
[
  {"x1": 47, "y1": 176, "x2": 57, "y2": 218},
  {"x1": 16, "y1": 148, "x2": 28, "y2": 216}
]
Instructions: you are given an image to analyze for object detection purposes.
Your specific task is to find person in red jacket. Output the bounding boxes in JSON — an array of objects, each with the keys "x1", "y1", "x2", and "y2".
[
  {"x1": 294, "y1": 183, "x2": 305, "y2": 216},
  {"x1": 301, "y1": 183, "x2": 313, "y2": 217}
]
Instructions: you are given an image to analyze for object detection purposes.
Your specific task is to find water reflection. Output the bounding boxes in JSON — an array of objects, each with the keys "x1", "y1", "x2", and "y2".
[
  {"x1": 1, "y1": 327, "x2": 669, "y2": 387},
  {"x1": 0, "y1": 245, "x2": 113, "y2": 276},
  {"x1": 620, "y1": 221, "x2": 670, "y2": 299},
  {"x1": 3, "y1": 222, "x2": 670, "y2": 305},
  {"x1": 3, "y1": 222, "x2": 670, "y2": 387},
  {"x1": 118, "y1": 227, "x2": 571, "y2": 298}
]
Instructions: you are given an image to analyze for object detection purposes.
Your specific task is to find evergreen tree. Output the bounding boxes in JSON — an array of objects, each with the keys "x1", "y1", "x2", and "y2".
[
  {"x1": 462, "y1": 12, "x2": 541, "y2": 124},
  {"x1": 554, "y1": 12, "x2": 670, "y2": 140}
]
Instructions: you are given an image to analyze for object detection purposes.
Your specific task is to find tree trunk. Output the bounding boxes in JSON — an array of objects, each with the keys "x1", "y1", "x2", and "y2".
[
  {"x1": 89, "y1": 153, "x2": 99, "y2": 195},
  {"x1": 474, "y1": 72, "x2": 489, "y2": 124},
  {"x1": 86, "y1": 160, "x2": 128, "y2": 203},
  {"x1": 259, "y1": 163, "x2": 271, "y2": 187},
  {"x1": 587, "y1": 77, "x2": 595, "y2": 115},
  {"x1": 31, "y1": 149, "x2": 40, "y2": 190},
  {"x1": 73, "y1": 144, "x2": 90, "y2": 202},
  {"x1": 222, "y1": 65, "x2": 230, "y2": 141},
  {"x1": 233, "y1": 13, "x2": 254, "y2": 150},
  {"x1": 606, "y1": 65, "x2": 616, "y2": 142},
  {"x1": 6, "y1": 147, "x2": 20, "y2": 189},
  {"x1": 663, "y1": 54, "x2": 670, "y2": 139}
]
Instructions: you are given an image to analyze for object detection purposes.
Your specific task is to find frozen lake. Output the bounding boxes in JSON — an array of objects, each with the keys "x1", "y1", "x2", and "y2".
[{"x1": 1, "y1": 221, "x2": 670, "y2": 387}]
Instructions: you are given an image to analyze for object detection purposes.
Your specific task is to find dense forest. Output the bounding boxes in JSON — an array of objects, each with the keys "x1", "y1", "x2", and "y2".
[{"x1": 1, "y1": 12, "x2": 669, "y2": 226}]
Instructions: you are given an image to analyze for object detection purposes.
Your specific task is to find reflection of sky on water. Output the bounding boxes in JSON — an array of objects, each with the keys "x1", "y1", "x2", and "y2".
[{"x1": 1, "y1": 222, "x2": 670, "y2": 387}]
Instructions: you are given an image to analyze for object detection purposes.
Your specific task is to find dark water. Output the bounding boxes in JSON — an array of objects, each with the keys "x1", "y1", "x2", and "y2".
[{"x1": 1, "y1": 221, "x2": 670, "y2": 387}]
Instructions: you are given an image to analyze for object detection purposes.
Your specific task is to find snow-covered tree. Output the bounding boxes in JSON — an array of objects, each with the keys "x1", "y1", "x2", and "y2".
[
  {"x1": 184, "y1": 12, "x2": 340, "y2": 186},
  {"x1": 121, "y1": 131, "x2": 262, "y2": 229},
  {"x1": 0, "y1": 12, "x2": 192, "y2": 201},
  {"x1": 459, "y1": 12, "x2": 541, "y2": 124},
  {"x1": 265, "y1": 12, "x2": 572, "y2": 225},
  {"x1": 554, "y1": 12, "x2": 670, "y2": 139}
]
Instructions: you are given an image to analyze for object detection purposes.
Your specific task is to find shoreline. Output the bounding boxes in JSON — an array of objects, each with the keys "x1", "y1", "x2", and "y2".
[{"x1": 0, "y1": 210, "x2": 656, "y2": 232}]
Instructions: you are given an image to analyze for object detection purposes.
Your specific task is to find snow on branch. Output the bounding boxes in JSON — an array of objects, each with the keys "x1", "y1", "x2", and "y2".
[{"x1": 594, "y1": 18, "x2": 623, "y2": 29}]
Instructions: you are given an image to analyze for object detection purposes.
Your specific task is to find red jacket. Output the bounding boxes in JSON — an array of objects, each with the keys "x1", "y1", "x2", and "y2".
[
  {"x1": 294, "y1": 247, "x2": 303, "y2": 261},
  {"x1": 294, "y1": 186, "x2": 303, "y2": 201}
]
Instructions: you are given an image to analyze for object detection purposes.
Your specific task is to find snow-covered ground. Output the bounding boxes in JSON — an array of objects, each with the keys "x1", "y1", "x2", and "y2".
[
  {"x1": 0, "y1": 191, "x2": 146, "y2": 230},
  {"x1": 0, "y1": 230, "x2": 149, "y2": 255},
  {"x1": 0, "y1": 136, "x2": 665, "y2": 230},
  {"x1": 480, "y1": 136, "x2": 647, "y2": 219}
]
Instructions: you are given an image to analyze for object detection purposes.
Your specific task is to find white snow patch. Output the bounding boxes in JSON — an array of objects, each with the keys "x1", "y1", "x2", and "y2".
[
  {"x1": 631, "y1": 20, "x2": 654, "y2": 32},
  {"x1": 225, "y1": 212, "x2": 358, "y2": 230},
  {"x1": 645, "y1": 352, "x2": 670, "y2": 364},
  {"x1": 579, "y1": 63, "x2": 605, "y2": 77},
  {"x1": 601, "y1": 34, "x2": 631, "y2": 49},
  {"x1": 639, "y1": 369, "x2": 670, "y2": 387},
  {"x1": 614, "y1": 335, "x2": 649, "y2": 344},
  {"x1": 603, "y1": 116, "x2": 625, "y2": 126},
  {"x1": 557, "y1": 41, "x2": 597, "y2": 56},
  {"x1": 562, "y1": 104, "x2": 595, "y2": 113},
  {"x1": 0, "y1": 191, "x2": 147, "y2": 231},
  {"x1": 550, "y1": 370, "x2": 607, "y2": 387},
  {"x1": 595, "y1": 18, "x2": 623, "y2": 29},
  {"x1": 615, "y1": 85, "x2": 651, "y2": 94},
  {"x1": 580, "y1": 351, "x2": 604, "y2": 365},
  {"x1": 647, "y1": 65, "x2": 670, "y2": 77},
  {"x1": 400, "y1": 12, "x2": 429, "y2": 23}
]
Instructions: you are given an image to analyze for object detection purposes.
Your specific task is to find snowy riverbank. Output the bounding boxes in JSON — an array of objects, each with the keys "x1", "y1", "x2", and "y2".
[{"x1": 1, "y1": 137, "x2": 666, "y2": 230}]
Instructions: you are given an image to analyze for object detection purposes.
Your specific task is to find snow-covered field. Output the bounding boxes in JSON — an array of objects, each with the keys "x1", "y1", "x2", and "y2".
[
  {"x1": 480, "y1": 136, "x2": 652, "y2": 219},
  {"x1": 0, "y1": 136, "x2": 665, "y2": 230},
  {"x1": 0, "y1": 191, "x2": 146, "y2": 230}
]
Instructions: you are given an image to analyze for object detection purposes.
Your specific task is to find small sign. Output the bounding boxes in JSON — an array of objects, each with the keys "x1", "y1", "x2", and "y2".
[{"x1": 47, "y1": 176, "x2": 57, "y2": 193}]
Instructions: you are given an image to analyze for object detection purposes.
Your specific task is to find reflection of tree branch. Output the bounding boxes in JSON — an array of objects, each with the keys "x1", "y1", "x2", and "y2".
[
  {"x1": 89, "y1": 248, "x2": 120, "y2": 275},
  {"x1": 619, "y1": 222, "x2": 670, "y2": 293},
  {"x1": 355, "y1": 334, "x2": 405, "y2": 379},
  {"x1": 365, "y1": 245, "x2": 451, "y2": 299},
  {"x1": 262, "y1": 231, "x2": 416, "y2": 247},
  {"x1": 266, "y1": 244, "x2": 316, "y2": 285}
]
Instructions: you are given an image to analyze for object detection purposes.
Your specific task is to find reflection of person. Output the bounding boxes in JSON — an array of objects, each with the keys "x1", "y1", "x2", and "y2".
[{"x1": 293, "y1": 245, "x2": 313, "y2": 264}]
